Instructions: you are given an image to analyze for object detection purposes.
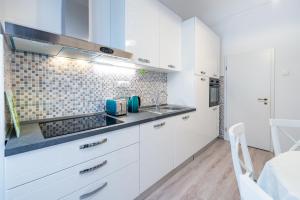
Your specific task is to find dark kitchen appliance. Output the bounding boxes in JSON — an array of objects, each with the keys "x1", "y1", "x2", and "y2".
[
  {"x1": 209, "y1": 78, "x2": 220, "y2": 107},
  {"x1": 39, "y1": 114, "x2": 123, "y2": 139}
]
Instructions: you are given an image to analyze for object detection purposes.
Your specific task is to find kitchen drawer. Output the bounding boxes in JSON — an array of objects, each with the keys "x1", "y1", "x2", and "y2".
[
  {"x1": 6, "y1": 143, "x2": 139, "y2": 200},
  {"x1": 61, "y1": 162, "x2": 139, "y2": 200},
  {"x1": 5, "y1": 126, "x2": 139, "y2": 189}
]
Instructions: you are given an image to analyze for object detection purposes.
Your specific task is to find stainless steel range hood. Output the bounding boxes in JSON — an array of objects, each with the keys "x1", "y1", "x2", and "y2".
[{"x1": 2, "y1": 22, "x2": 133, "y2": 62}]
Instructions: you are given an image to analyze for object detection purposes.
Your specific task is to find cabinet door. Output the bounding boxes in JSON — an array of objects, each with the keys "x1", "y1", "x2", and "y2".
[
  {"x1": 208, "y1": 32, "x2": 220, "y2": 78},
  {"x1": 60, "y1": 162, "x2": 139, "y2": 200},
  {"x1": 194, "y1": 76, "x2": 211, "y2": 149},
  {"x1": 140, "y1": 118, "x2": 174, "y2": 192},
  {"x1": 3, "y1": 0, "x2": 62, "y2": 34},
  {"x1": 207, "y1": 106, "x2": 220, "y2": 140},
  {"x1": 125, "y1": 0, "x2": 159, "y2": 67},
  {"x1": 174, "y1": 112, "x2": 198, "y2": 167},
  {"x1": 195, "y1": 18, "x2": 220, "y2": 77},
  {"x1": 159, "y1": 3, "x2": 182, "y2": 71}
]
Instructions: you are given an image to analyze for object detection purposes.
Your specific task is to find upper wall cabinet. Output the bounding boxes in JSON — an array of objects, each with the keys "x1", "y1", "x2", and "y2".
[
  {"x1": 1, "y1": 0, "x2": 62, "y2": 34},
  {"x1": 111, "y1": 0, "x2": 182, "y2": 71},
  {"x1": 159, "y1": 3, "x2": 182, "y2": 71},
  {"x1": 196, "y1": 18, "x2": 220, "y2": 77},
  {"x1": 125, "y1": 0, "x2": 160, "y2": 68},
  {"x1": 183, "y1": 17, "x2": 220, "y2": 77}
]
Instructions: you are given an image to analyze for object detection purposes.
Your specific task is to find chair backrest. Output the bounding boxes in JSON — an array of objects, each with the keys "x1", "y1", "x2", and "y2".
[
  {"x1": 229, "y1": 123, "x2": 255, "y2": 191},
  {"x1": 270, "y1": 119, "x2": 300, "y2": 156},
  {"x1": 239, "y1": 174, "x2": 273, "y2": 200}
]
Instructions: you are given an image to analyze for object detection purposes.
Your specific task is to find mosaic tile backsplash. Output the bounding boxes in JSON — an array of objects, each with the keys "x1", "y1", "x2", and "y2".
[{"x1": 10, "y1": 51, "x2": 167, "y2": 122}]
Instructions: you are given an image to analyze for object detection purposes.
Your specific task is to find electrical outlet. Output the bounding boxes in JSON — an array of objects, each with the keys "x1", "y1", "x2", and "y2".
[{"x1": 117, "y1": 81, "x2": 130, "y2": 88}]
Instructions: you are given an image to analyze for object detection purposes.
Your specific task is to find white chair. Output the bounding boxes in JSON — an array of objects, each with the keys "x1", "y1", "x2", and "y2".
[
  {"x1": 229, "y1": 123, "x2": 255, "y2": 192},
  {"x1": 270, "y1": 119, "x2": 300, "y2": 156},
  {"x1": 239, "y1": 174, "x2": 273, "y2": 200}
]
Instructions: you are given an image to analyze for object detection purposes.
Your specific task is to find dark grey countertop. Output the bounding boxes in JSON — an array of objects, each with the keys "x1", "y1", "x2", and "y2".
[{"x1": 5, "y1": 105, "x2": 196, "y2": 156}]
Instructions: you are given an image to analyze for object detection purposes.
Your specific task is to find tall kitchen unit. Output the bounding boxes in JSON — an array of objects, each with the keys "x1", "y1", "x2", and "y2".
[{"x1": 168, "y1": 17, "x2": 221, "y2": 151}]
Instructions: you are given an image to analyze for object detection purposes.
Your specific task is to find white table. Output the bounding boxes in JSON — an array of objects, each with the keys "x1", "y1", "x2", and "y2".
[{"x1": 258, "y1": 151, "x2": 300, "y2": 200}]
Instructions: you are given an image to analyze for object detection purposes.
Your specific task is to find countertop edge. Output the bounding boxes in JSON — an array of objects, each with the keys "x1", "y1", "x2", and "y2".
[{"x1": 5, "y1": 108, "x2": 196, "y2": 156}]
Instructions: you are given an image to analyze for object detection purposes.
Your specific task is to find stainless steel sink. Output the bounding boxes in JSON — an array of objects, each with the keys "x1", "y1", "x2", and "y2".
[{"x1": 141, "y1": 106, "x2": 183, "y2": 115}]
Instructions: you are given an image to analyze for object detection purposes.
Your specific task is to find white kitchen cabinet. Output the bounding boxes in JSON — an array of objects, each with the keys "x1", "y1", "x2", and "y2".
[
  {"x1": 158, "y1": 3, "x2": 182, "y2": 71},
  {"x1": 5, "y1": 126, "x2": 139, "y2": 190},
  {"x1": 174, "y1": 112, "x2": 198, "y2": 167},
  {"x1": 207, "y1": 106, "x2": 220, "y2": 141},
  {"x1": 2, "y1": 0, "x2": 62, "y2": 34},
  {"x1": 61, "y1": 162, "x2": 139, "y2": 200},
  {"x1": 5, "y1": 144, "x2": 139, "y2": 200},
  {"x1": 195, "y1": 18, "x2": 220, "y2": 77},
  {"x1": 111, "y1": 0, "x2": 182, "y2": 71},
  {"x1": 140, "y1": 118, "x2": 175, "y2": 192},
  {"x1": 194, "y1": 76, "x2": 215, "y2": 148},
  {"x1": 182, "y1": 17, "x2": 220, "y2": 77},
  {"x1": 123, "y1": 0, "x2": 160, "y2": 67}
]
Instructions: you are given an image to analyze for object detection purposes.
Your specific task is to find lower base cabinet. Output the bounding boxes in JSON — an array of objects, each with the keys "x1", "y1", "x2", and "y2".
[
  {"x1": 174, "y1": 112, "x2": 198, "y2": 167},
  {"x1": 140, "y1": 118, "x2": 175, "y2": 193},
  {"x1": 61, "y1": 162, "x2": 139, "y2": 200},
  {"x1": 5, "y1": 144, "x2": 139, "y2": 200}
]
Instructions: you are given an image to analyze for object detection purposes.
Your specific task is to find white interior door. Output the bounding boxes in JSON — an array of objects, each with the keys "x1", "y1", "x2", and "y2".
[{"x1": 226, "y1": 49, "x2": 274, "y2": 151}]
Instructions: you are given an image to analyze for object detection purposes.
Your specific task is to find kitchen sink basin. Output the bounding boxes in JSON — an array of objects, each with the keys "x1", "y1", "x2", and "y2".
[
  {"x1": 159, "y1": 106, "x2": 182, "y2": 110},
  {"x1": 141, "y1": 106, "x2": 183, "y2": 115}
]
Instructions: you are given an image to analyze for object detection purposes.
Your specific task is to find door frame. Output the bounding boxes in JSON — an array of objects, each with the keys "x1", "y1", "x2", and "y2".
[{"x1": 223, "y1": 48, "x2": 275, "y2": 141}]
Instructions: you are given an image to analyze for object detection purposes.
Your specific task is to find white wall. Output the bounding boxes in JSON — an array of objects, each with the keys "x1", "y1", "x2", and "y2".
[
  {"x1": 214, "y1": 0, "x2": 300, "y2": 120},
  {"x1": 3, "y1": 0, "x2": 62, "y2": 34}
]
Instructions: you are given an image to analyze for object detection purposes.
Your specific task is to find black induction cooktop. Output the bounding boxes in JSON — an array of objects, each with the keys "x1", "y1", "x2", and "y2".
[{"x1": 39, "y1": 114, "x2": 124, "y2": 139}]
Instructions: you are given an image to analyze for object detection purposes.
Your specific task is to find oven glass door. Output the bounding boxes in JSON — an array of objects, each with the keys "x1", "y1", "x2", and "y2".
[{"x1": 209, "y1": 78, "x2": 220, "y2": 107}]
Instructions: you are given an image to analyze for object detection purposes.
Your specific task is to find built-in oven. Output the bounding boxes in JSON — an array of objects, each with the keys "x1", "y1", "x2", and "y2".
[{"x1": 209, "y1": 78, "x2": 220, "y2": 107}]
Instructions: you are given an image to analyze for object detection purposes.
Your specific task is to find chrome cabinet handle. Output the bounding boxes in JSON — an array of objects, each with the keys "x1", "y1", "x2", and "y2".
[
  {"x1": 168, "y1": 65, "x2": 175, "y2": 69},
  {"x1": 257, "y1": 98, "x2": 268, "y2": 101},
  {"x1": 153, "y1": 122, "x2": 166, "y2": 128},
  {"x1": 138, "y1": 58, "x2": 150, "y2": 64},
  {"x1": 80, "y1": 182, "x2": 108, "y2": 199},
  {"x1": 79, "y1": 138, "x2": 108, "y2": 150},
  {"x1": 182, "y1": 115, "x2": 190, "y2": 120},
  {"x1": 201, "y1": 78, "x2": 206, "y2": 81},
  {"x1": 79, "y1": 160, "x2": 108, "y2": 175},
  {"x1": 200, "y1": 71, "x2": 206, "y2": 75}
]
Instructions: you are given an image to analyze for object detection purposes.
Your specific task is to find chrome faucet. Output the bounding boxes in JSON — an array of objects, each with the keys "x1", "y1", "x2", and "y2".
[{"x1": 153, "y1": 90, "x2": 167, "y2": 110}]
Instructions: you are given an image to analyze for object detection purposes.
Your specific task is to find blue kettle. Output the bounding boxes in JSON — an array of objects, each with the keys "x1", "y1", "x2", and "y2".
[{"x1": 128, "y1": 96, "x2": 141, "y2": 113}]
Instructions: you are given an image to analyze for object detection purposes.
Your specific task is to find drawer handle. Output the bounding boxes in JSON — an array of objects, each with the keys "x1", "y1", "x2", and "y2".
[
  {"x1": 201, "y1": 71, "x2": 206, "y2": 75},
  {"x1": 168, "y1": 65, "x2": 175, "y2": 69},
  {"x1": 138, "y1": 58, "x2": 150, "y2": 64},
  {"x1": 212, "y1": 107, "x2": 218, "y2": 111},
  {"x1": 80, "y1": 182, "x2": 108, "y2": 200},
  {"x1": 182, "y1": 115, "x2": 190, "y2": 120},
  {"x1": 79, "y1": 138, "x2": 108, "y2": 150},
  {"x1": 79, "y1": 160, "x2": 108, "y2": 175},
  {"x1": 153, "y1": 122, "x2": 166, "y2": 129},
  {"x1": 201, "y1": 78, "x2": 206, "y2": 81}
]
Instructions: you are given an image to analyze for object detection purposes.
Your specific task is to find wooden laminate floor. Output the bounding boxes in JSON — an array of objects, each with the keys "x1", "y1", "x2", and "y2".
[{"x1": 145, "y1": 139, "x2": 273, "y2": 200}]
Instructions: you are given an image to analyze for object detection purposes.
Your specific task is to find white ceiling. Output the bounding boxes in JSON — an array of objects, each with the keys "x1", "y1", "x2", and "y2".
[{"x1": 159, "y1": 0, "x2": 273, "y2": 26}]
